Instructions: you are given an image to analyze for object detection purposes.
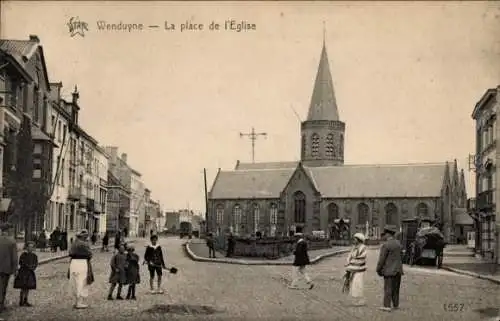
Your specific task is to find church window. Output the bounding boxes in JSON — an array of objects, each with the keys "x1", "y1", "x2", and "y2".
[
  {"x1": 216, "y1": 204, "x2": 224, "y2": 225},
  {"x1": 327, "y1": 202, "x2": 339, "y2": 224},
  {"x1": 357, "y1": 203, "x2": 369, "y2": 225},
  {"x1": 339, "y1": 134, "x2": 344, "y2": 157},
  {"x1": 233, "y1": 204, "x2": 242, "y2": 235},
  {"x1": 385, "y1": 203, "x2": 398, "y2": 225},
  {"x1": 311, "y1": 133, "x2": 320, "y2": 158},
  {"x1": 269, "y1": 203, "x2": 278, "y2": 236},
  {"x1": 416, "y1": 202, "x2": 429, "y2": 218},
  {"x1": 325, "y1": 133, "x2": 335, "y2": 157},
  {"x1": 293, "y1": 191, "x2": 306, "y2": 223},
  {"x1": 252, "y1": 204, "x2": 260, "y2": 233}
]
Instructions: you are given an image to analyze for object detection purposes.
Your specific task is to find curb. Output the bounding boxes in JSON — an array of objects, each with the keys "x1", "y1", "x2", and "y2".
[
  {"x1": 441, "y1": 265, "x2": 500, "y2": 285},
  {"x1": 37, "y1": 240, "x2": 137, "y2": 265},
  {"x1": 183, "y1": 242, "x2": 350, "y2": 266}
]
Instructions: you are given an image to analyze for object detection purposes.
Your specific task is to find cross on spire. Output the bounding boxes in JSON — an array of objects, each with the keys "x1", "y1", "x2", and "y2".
[{"x1": 323, "y1": 21, "x2": 326, "y2": 44}]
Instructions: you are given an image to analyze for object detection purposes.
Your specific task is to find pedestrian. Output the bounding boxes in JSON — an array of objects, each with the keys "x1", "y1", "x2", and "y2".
[
  {"x1": 102, "y1": 232, "x2": 109, "y2": 252},
  {"x1": 13, "y1": 241, "x2": 38, "y2": 307},
  {"x1": 90, "y1": 231, "x2": 97, "y2": 246},
  {"x1": 226, "y1": 233, "x2": 235, "y2": 257},
  {"x1": 107, "y1": 243, "x2": 128, "y2": 300},
  {"x1": 114, "y1": 230, "x2": 122, "y2": 252},
  {"x1": 68, "y1": 230, "x2": 94, "y2": 309},
  {"x1": 344, "y1": 233, "x2": 367, "y2": 306},
  {"x1": 60, "y1": 230, "x2": 68, "y2": 251},
  {"x1": 289, "y1": 233, "x2": 314, "y2": 290},
  {"x1": 125, "y1": 245, "x2": 140, "y2": 300},
  {"x1": 50, "y1": 227, "x2": 60, "y2": 252},
  {"x1": 0, "y1": 223, "x2": 17, "y2": 313},
  {"x1": 36, "y1": 230, "x2": 47, "y2": 252},
  {"x1": 144, "y1": 234, "x2": 166, "y2": 294},
  {"x1": 376, "y1": 225, "x2": 404, "y2": 312},
  {"x1": 206, "y1": 233, "x2": 216, "y2": 258}
]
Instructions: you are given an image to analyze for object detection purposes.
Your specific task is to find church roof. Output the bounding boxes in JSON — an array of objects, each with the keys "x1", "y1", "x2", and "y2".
[
  {"x1": 235, "y1": 161, "x2": 299, "y2": 170},
  {"x1": 306, "y1": 163, "x2": 448, "y2": 198},
  {"x1": 209, "y1": 168, "x2": 295, "y2": 199},
  {"x1": 307, "y1": 42, "x2": 339, "y2": 121},
  {"x1": 209, "y1": 162, "x2": 449, "y2": 200}
]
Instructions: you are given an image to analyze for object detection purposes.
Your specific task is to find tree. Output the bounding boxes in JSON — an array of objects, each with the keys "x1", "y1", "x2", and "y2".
[{"x1": 11, "y1": 114, "x2": 34, "y2": 244}]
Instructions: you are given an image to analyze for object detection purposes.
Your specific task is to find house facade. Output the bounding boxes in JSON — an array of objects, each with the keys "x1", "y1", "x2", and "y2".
[
  {"x1": 471, "y1": 86, "x2": 500, "y2": 264},
  {"x1": 208, "y1": 41, "x2": 467, "y2": 242},
  {"x1": 0, "y1": 35, "x2": 55, "y2": 235}
]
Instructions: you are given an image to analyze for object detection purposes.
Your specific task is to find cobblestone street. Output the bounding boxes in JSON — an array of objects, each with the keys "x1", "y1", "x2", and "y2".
[{"x1": 3, "y1": 237, "x2": 499, "y2": 321}]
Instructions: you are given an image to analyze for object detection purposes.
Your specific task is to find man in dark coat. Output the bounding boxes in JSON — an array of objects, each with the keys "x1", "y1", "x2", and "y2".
[
  {"x1": 376, "y1": 225, "x2": 404, "y2": 312},
  {"x1": 226, "y1": 233, "x2": 235, "y2": 257},
  {"x1": 289, "y1": 233, "x2": 314, "y2": 290},
  {"x1": 0, "y1": 223, "x2": 18, "y2": 313}
]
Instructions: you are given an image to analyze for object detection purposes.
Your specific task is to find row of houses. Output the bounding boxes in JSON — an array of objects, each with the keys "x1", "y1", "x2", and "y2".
[{"x1": 0, "y1": 34, "x2": 163, "y2": 239}]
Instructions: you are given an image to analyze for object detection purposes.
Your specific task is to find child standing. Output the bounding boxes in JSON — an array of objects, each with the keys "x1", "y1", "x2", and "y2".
[
  {"x1": 125, "y1": 246, "x2": 140, "y2": 300},
  {"x1": 14, "y1": 242, "x2": 38, "y2": 307},
  {"x1": 107, "y1": 243, "x2": 128, "y2": 300},
  {"x1": 144, "y1": 234, "x2": 166, "y2": 294}
]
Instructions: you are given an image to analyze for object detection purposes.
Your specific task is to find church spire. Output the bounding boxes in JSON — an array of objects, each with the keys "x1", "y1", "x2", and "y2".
[{"x1": 307, "y1": 30, "x2": 339, "y2": 122}]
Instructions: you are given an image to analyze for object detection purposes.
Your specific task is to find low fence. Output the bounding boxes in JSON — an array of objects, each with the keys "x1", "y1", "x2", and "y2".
[{"x1": 212, "y1": 236, "x2": 332, "y2": 259}]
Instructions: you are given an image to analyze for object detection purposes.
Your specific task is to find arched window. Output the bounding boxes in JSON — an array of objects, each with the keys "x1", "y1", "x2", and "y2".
[
  {"x1": 311, "y1": 133, "x2": 320, "y2": 158},
  {"x1": 385, "y1": 203, "x2": 398, "y2": 225},
  {"x1": 328, "y1": 202, "x2": 339, "y2": 224},
  {"x1": 232, "y1": 204, "x2": 242, "y2": 235},
  {"x1": 325, "y1": 133, "x2": 335, "y2": 158},
  {"x1": 339, "y1": 134, "x2": 344, "y2": 157},
  {"x1": 252, "y1": 204, "x2": 260, "y2": 233},
  {"x1": 416, "y1": 202, "x2": 429, "y2": 218},
  {"x1": 301, "y1": 135, "x2": 306, "y2": 159},
  {"x1": 293, "y1": 191, "x2": 306, "y2": 223},
  {"x1": 269, "y1": 203, "x2": 278, "y2": 236},
  {"x1": 357, "y1": 203, "x2": 369, "y2": 225},
  {"x1": 216, "y1": 204, "x2": 224, "y2": 225}
]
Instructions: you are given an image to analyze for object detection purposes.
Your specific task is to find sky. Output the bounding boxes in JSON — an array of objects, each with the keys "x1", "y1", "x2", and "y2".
[{"x1": 2, "y1": 1, "x2": 499, "y2": 212}]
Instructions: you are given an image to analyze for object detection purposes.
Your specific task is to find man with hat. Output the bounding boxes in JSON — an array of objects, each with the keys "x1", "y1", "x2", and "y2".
[
  {"x1": 376, "y1": 225, "x2": 403, "y2": 312},
  {"x1": 0, "y1": 223, "x2": 17, "y2": 313}
]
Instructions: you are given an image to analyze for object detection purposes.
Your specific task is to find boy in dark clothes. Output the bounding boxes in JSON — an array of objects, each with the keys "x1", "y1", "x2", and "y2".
[
  {"x1": 107, "y1": 244, "x2": 128, "y2": 300},
  {"x1": 125, "y1": 245, "x2": 140, "y2": 300},
  {"x1": 14, "y1": 242, "x2": 38, "y2": 307},
  {"x1": 143, "y1": 234, "x2": 166, "y2": 294}
]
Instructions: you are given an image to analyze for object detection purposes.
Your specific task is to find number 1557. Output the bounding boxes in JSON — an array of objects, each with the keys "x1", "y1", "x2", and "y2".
[{"x1": 443, "y1": 303, "x2": 465, "y2": 312}]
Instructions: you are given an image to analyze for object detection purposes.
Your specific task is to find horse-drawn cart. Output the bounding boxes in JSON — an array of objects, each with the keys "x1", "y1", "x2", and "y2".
[{"x1": 401, "y1": 218, "x2": 445, "y2": 266}]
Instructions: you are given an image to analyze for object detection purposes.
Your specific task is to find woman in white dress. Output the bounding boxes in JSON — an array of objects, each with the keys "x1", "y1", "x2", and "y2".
[
  {"x1": 68, "y1": 230, "x2": 94, "y2": 309},
  {"x1": 344, "y1": 233, "x2": 367, "y2": 306}
]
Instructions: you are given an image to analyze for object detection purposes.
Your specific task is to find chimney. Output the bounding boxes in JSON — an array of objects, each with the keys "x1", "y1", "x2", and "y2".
[
  {"x1": 121, "y1": 153, "x2": 127, "y2": 163},
  {"x1": 72, "y1": 85, "x2": 79, "y2": 104},
  {"x1": 29, "y1": 35, "x2": 40, "y2": 43}
]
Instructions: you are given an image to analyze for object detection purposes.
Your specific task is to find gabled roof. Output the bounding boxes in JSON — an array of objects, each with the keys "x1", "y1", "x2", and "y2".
[
  {"x1": 305, "y1": 163, "x2": 448, "y2": 198},
  {"x1": 306, "y1": 42, "x2": 339, "y2": 121},
  {"x1": 209, "y1": 168, "x2": 295, "y2": 199},
  {"x1": 472, "y1": 87, "x2": 498, "y2": 119},
  {"x1": 0, "y1": 37, "x2": 51, "y2": 90},
  {"x1": 235, "y1": 161, "x2": 299, "y2": 170}
]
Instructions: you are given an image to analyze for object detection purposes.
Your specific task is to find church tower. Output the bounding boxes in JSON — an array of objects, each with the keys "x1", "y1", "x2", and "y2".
[{"x1": 301, "y1": 38, "x2": 345, "y2": 167}]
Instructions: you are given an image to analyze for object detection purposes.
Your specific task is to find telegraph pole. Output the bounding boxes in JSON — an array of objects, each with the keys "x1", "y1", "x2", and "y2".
[{"x1": 239, "y1": 127, "x2": 267, "y2": 163}]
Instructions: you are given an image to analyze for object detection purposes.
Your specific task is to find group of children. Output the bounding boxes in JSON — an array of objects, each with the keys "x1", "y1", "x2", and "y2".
[
  {"x1": 107, "y1": 234, "x2": 169, "y2": 300},
  {"x1": 12, "y1": 234, "x2": 171, "y2": 307}
]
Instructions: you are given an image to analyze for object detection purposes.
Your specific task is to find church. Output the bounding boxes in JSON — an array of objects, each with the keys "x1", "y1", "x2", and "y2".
[{"x1": 207, "y1": 40, "x2": 469, "y2": 242}]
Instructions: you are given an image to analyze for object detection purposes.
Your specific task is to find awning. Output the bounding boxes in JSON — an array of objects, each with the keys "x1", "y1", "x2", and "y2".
[
  {"x1": 453, "y1": 208, "x2": 474, "y2": 225},
  {"x1": 0, "y1": 198, "x2": 11, "y2": 212}
]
